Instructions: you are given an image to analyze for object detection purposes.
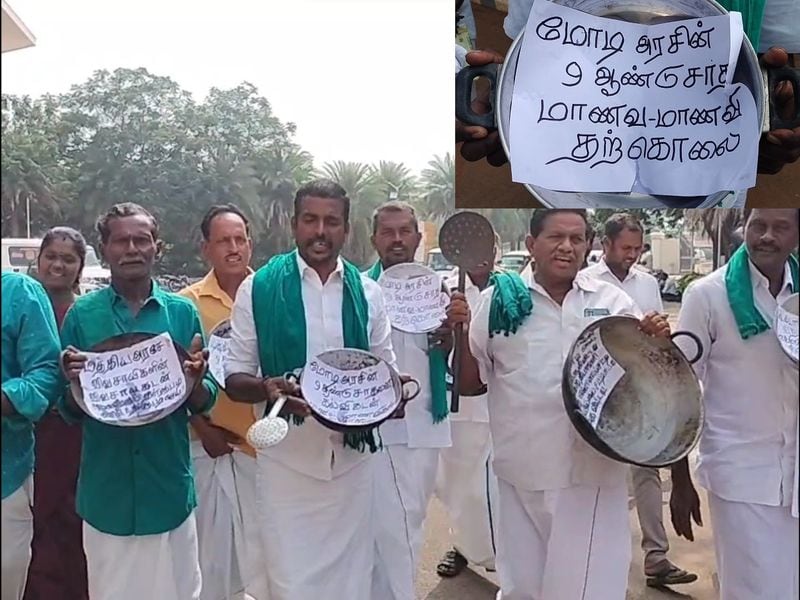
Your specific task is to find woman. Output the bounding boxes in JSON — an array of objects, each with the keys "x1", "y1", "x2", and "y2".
[{"x1": 23, "y1": 227, "x2": 88, "y2": 600}]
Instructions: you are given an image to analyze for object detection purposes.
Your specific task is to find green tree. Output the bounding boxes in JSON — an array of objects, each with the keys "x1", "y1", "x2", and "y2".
[{"x1": 418, "y1": 154, "x2": 455, "y2": 223}]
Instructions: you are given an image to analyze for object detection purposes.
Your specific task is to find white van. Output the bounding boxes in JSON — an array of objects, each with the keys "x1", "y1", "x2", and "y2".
[{"x1": 1, "y1": 237, "x2": 110, "y2": 285}]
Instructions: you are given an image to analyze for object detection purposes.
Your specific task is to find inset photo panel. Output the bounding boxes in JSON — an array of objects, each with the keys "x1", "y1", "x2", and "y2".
[{"x1": 455, "y1": 0, "x2": 799, "y2": 209}]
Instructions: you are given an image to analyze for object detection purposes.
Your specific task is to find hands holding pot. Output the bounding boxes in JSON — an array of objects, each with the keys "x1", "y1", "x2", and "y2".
[{"x1": 759, "y1": 47, "x2": 800, "y2": 175}]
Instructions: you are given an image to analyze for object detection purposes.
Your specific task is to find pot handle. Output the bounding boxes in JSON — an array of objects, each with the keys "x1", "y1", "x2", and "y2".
[
  {"x1": 401, "y1": 376, "x2": 421, "y2": 401},
  {"x1": 766, "y1": 65, "x2": 800, "y2": 130},
  {"x1": 670, "y1": 330, "x2": 703, "y2": 365},
  {"x1": 456, "y1": 64, "x2": 499, "y2": 130}
]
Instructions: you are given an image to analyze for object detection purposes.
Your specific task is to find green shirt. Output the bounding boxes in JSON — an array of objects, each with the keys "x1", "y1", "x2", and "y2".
[
  {"x1": 1, "y1": 272, "x2": 62, "y2": 499},
  {"x1": 58, "y1": 282, "x2": 217, "y2": 536}
]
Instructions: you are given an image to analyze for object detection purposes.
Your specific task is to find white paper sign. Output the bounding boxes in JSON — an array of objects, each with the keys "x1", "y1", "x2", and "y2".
[
  {"x1": 78, "y1": 333, "x2": 187, "y2": 422},
  {"x1": 208, "y1": 335, "x2": 230, "y2": 388},
  {"x1": 380, "y1": 274, "x2": 447, "y2": 333},
  {"x1": 302, "y1": 358, "x2": 397, "y2": 426},
  {"x1": 510, "y1": 0, "x2": 759, "y2": 195},
  {"x1": 569, "y1": 328, "x2": 626, "y2": 427},
  {"x1": 775, "y1": 306, "x2": 799, "y2": 363}
]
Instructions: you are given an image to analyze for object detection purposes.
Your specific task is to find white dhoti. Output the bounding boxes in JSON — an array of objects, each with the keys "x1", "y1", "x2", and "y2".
[
  {"x1": 231, "y1": 451, "x2": 270, "y2": 600},
  {"x1": 255, "y1": 454, "x2": 375, "y2": 600},
  {"x1": 708, "y1": 492, "x2": 799, "y2": 600},
  {"x1": 435, "y1": 421, "x2": 498, "y2": 569},
  {"x1": 83, "y1": 512, "x2": 201, "y2": 600},
  {"x1": 192, "y1": 441, "x2": 245, "y2": 600},
  {"x1": 1, "y1": 476, "x2": 33, "y2": 600},
  {"x1": 496, "y1": 479, "x2": 630, "y2": 600},
  {"x1": 372, "y1": 445, "x2": 440, "y2": 600}
]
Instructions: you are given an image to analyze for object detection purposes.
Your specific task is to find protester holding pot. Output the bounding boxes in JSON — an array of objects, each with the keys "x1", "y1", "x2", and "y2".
[
  {"x1": 671, "y1": 208, "x2": 799, "y2": 600},
  {"x1": 459, "y1": 1, "x2": 799, "y2": 192},
  {"x1": 582, "y1": 214, "x2": 698, "y2": 589},
  {"x1": 446, "y1": 209, "x2": 671, "y2": 600},
  {"x1": 59, "y1": 203, "x2": 217, "y2": 600},
  {"x1": 1, "y1": 272, "x2": 62, "y2": 600},
  {"x1": 224, "y1": 180, "x2": 400, "y2": 600},
  {"x1": 179, "y1": 204, "x2": 267, "y2": 600},
  {"x1": 365, "y1": 201, "x2": 454, "y2": 599},
  {"x1": 435, "y1": 257, "x2": 501, "y2": 579}
]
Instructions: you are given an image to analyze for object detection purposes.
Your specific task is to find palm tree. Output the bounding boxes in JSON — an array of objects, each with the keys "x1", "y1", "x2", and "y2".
[
  {"x1": 372, "y1": 161, "x2": 418, "y2": 203},
  {"x1": 317, "y1": 160, "x2": 383, "y2": 266},
  {"x1": 685, "y1": 209, "x2": 747, "y2": 269},
  {"x1": 418, "y1": 154, "x2": 455, "y2": 223}
]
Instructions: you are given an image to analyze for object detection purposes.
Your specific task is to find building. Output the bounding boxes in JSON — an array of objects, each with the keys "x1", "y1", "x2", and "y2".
[{"x1": 2, "y1": 0, "x2": 35, "y2": 53}]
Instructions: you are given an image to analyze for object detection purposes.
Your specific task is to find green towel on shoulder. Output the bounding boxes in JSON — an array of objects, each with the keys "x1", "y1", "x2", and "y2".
[
  {"x1": 365, "y1": 261, "x2": 448, "y2": 423},
  {"x1": 488, "y1": 271, "x2": 533, "y2": 338},
  {"x1": 251, "y1": 250, "x2": 379, "y2": 453},
  {"x1": 724, "y1": 244, "x2": 799, "y2": 340}
]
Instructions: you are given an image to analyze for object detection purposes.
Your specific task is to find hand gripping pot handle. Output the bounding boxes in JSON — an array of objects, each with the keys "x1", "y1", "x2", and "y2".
[
  {"x1": 455, "y1": 63, "x2": 500, "y2": 130},
  {"x1": 767, "y1": 65, "x2": 800, "y2": 130},
  {"x1": 669, "y1": 330, "x2": 704, "y2": 365},
  {"x1": 401, "y1": 376, "x2": 421, "y2": 401}
]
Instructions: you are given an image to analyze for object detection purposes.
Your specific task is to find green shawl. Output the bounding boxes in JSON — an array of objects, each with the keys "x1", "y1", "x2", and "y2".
[
  {"x1": 252, "y1": 250, "x2": 379, "y2": 452},
  {"x1": 365, "y1": 261, "x2": 448, "y2": 423},
  {"x1": 725, "y1": 245, "x2": 799, "y2": 340},
  {"x1": 488, "y1": 271, "x2": 534, "y2": 337}
]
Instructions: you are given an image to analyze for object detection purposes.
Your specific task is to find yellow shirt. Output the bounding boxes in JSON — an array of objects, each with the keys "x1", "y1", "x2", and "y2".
[{"x1": 179, "y1": 270, "x2": 256, "y2": 457}]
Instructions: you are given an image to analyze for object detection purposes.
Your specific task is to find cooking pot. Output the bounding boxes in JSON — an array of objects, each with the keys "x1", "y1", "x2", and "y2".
[
  {"x1": 456, "y1": 0, "x2": 800, "y2": 208},
  {"x1": 68, "y1": 332, "x2": 199, "y2": 427},
  {"x1": 562, "y1": 316, "x2": 704, "y2": 467}
]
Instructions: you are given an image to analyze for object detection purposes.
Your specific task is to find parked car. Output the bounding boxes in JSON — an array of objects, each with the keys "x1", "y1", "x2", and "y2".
[{"x1": 498, "y1": 250, "x2": 531, "y2": 273}]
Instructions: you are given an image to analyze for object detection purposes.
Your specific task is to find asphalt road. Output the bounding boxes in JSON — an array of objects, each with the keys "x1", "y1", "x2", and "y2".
[{"x1": 416, "y1": 302, "x2": 720, "y2": 599}]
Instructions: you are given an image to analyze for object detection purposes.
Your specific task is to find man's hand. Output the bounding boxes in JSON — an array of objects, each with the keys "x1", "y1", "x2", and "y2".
[
  {"x1": 191, "y1": 415, "x2": 244, "y2": 458},
  {"x1": 759, "y1": 47, "x2": 800, "y2": 174},
  {"x1": 669, "y1": 464, "x2": 703, "y2": 542},
  {"x1": 457, "y1": 49, "x2": 508, "y2": 166},
  {"x1": 428, "y1": 321, "x2": 454, "y2": 356},
  {"x1": 639, "y1": 311, "x2": 671, "y2": 338},
  {"x1": 62, "y1": 346, "x2": 87, "y2": 382},
  {"x1": 183, "y1": 334, "x2": 209, "y2": 380},
  {"x1": 262, "y1": 376, "x2": 310, "y2": 418},
  {"x1": 389, "y1": 374, "x2": 419, "y2": 419},
  {"x1": 445, "y1": 292, "x2": 471, "y2": 329}
]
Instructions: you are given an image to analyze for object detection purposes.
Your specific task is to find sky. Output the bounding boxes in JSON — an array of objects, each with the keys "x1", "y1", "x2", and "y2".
[{"x1": 1, "y1": 0, "x2": 453, "y2": 174}]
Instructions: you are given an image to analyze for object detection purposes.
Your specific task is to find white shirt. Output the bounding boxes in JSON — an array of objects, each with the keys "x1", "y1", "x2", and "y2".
[
  {"x1": 582, "y1": 259, "x2": 664, "y2": 315},
  {"x1": 226, "y1": 253, "x2": 396, "y2": 481},
  {"x1": 676, "y1": 260, "x2": 797, "y2": 507},
  {"x1": 469, "y1": 269, "x2": 640, "y2": 492},
  {"x1": 445, "y1": 269, "x2": 490, "y2": 423}
]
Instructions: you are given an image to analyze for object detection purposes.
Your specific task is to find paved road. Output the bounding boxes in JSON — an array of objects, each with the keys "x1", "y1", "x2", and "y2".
[{"x1": 416, "y1": 302, "x2": 720, "y2": 599}]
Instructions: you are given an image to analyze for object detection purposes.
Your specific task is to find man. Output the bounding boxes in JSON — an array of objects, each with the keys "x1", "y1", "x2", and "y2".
[
  {"x1": 365, "y1": 201, "x2": 453, "y2": 599},
  {"x1": 435, "y1": 256, "x2": 500, "y2": 579},
  {"x1": 225, "y1": 180, "x2": 401, "y2": 600},
  {"x1": 583, "y1": 214, "x2": 697, "y2": 588},
  {"x1": 59, "y1": 203, "x2": 217, "y2": 600},
  {"x1": 2, "y1": 272, "x2": 62, "y2": 600},
  {"x1": 448, "y1": 209, "x2": 672, "y2": 600},
  {"x1": 179, "y1": 204, "x2": 267, "y2": 600},
  {"x1": 670, "y1": 208, "x2": 799, "y2": 600}
]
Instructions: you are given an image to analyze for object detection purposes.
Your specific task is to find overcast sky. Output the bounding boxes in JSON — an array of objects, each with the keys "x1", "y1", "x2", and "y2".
[{"x1": 1, "y1": 0, "x2": 452, "y2": 173}]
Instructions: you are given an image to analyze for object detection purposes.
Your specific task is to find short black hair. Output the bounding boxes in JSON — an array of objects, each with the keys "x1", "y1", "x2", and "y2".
[
  {"x1": 200, "y1": 204, "x2": 250, "y2": 241},
  {"x1": 371, "y1": 200, "x2": 419, "y2": 235},
  {"x1": 529, "y1": 209, "x2": 588, "y2": 237},
  {"x1": 96, "y1": 203, "x2": 158, "y2": 244},
  {"x1": 294, "y1": 179, "x2": 350, "y2": 222},
  {"x1": 603, "y1": 213, "x2": 644, "y2": 242}
]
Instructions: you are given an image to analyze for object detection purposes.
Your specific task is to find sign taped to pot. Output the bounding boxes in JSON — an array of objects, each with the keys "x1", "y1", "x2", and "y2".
[{"x1": 509, "y1": 0, "x2": 759, "y2": 196}]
